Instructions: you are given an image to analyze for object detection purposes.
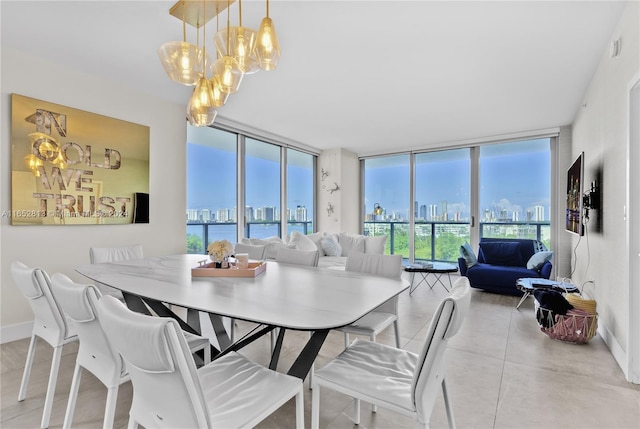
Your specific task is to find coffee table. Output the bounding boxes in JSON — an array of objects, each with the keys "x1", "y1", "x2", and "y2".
[
  {"x1": 515, "y1": 277, "x2": 580, "y2": 309},
  {"x1": 404, "y1": 261, "x2": 458, "y2": 295}
]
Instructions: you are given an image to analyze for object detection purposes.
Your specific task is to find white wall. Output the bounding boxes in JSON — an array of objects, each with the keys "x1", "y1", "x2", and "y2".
[
  {"x1": 317, "y1": 148, "x2": 360, "y2": 233},
  {"x1": 570, "y1": 2, "x2": 639, "y2": 375},
  {"x1": 1, "y1": 48, "x2": 188, "y2": 341}
]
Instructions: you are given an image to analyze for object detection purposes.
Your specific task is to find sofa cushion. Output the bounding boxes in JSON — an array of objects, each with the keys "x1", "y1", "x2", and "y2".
[
  {"x1": 466, "y1": 263, "x2": 541, "y2": 295},
  {"x1": 459, "y1": 242, "x2": 478, "y2": 268},
  {"x1": 364, "y1": 235, "x2": 387, "y2": 255},
  {"x1": 339, "y1": 233, "x2": 365, "y2": 257},
  {"x1": 307, "y1": 232, "x2": 325, "y2": 254},
  {"x1": 478, "y1": 242, "x2": 524, "y2": 267},
  {"x1": 246, "y1": 237, "x2": 291, "y2": 260},
  {"x1": 321, "y1": 235, "x2": 342, "y2": 257},
  {"x1": 527, "y1": 250, "x2": 554, "y2": 270},
  {"x1": 289, "y1": 231, "x2": 318, "y2": 252}
]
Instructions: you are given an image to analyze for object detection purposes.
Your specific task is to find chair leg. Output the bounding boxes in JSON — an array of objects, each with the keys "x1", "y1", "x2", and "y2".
[
  {"x1": 203, "y1": 344, "x2": 211, "y2": 364},
  {"x1": 308, "y1": 332, "x2": 314, "y2": 389},
  {"x1": 295, "y1": 387, "x2": 304, "y2": 429},
  {"x1": 63, "y1": 364, "x2": 83, "y2": 429},
  {"x1": 442, "y1": 378, "x2": 456, "y2": 429},
  {"x1": 127, "y1": 418, "x2": 138, "y2": 429},
  {"x1": 311, "y1": 383, "x2": 320, "y2": 429},
  {"x1": 41, "y1": 345, "x2": 63, "y2": 429},
  {"x1": 18, "y1": 334, "x2": 37, "y2": 401},
  {"x1": 393, "y1": 320, "x2": 401, "y2": 348},
  {"x1": 103, "y1": 386, "x2": 119, "y2": 429},
  {"x1": 353, "y1": 398, "x2": 361, "y2": 425}
]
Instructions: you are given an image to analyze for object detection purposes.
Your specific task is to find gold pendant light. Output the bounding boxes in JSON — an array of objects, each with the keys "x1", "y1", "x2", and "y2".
[
  {"x1": 211, "y1": 0, "x2": 244, "y2": 94},
  {"x1": 158, "y1": 3, "x2": 207, "y2": 86},
  {"x1": 255, "y1": 0, "x2": 280, "y2": 71},
  {"x1": 214, "y1": 0, "x2": 258, "y2": 74},
  {"x1": 187, "y1": 2, "x2": 217, "y2": 126}
]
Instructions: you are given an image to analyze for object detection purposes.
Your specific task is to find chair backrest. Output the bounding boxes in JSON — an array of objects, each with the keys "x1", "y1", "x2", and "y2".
[
  {"x1": 89, "y1": 244, "x2": 144, "y2": 264},
  {"x1": 97, "y1": 295, "x2": 210, "y2": 428},
  {"x1": 345, "y1": 253, "x2": 403, "y2": 279},
  {"x1": 345, "y1": 253, "x2": 403, "y2": 314},
  {"x1": 234, "y1": 242, "x2": 267, "y2": 260},
  {"x1": 51, "y1": 273, "x2": 124, "y2": 387},
  {"x1": 11, "y1": 261, "x2": 71, "y2": 346},
  {"x1": 411, "y1": 276, "x2": 471, "y2": 423},
  {"x1": 275, "y1": 247, "x2": 319, "y2": 267}
]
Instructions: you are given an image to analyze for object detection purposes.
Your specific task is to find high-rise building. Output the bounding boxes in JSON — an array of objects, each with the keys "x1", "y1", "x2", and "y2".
[
  {"x1": 245, "y1": 206, "x2": 254, "y2": 222},
  {"x1": 512, "y1": 211, "x2": 519, "y2": 222},
  {"x1": 201, "y1": 208, "x2": 211, "y2": 223},
  {"x1": 429, "y1": 204, "x2": 438, "y2": 221},
  {"x1": 440, "y1": 201, "x2": 448, "y2": 221},
  {"x1": 295, "y1": 205, "x2": 307, "y2": 222},
  {"x1": 534, "y1": 205, "x2": 545, "y2": 221},
  {"x1": 264, "y1": 206, "x2": 275, "y2": 221},
  {"x1": 217, "y1": 209, "x2": 230, "y2": 222},
  {"x1": 186, "y1": 209, "x2": 196, "y2": 222},
  {"x1": 419, "y1": 204, "x2": 427, "y2": 221}
]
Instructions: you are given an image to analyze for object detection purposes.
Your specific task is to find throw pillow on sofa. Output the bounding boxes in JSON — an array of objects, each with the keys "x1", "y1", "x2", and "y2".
[
  {"x1": 321, "y1": 235, "x2": 342, "y2": 256},
  {"x1": 364, "y1": 235, "x2": 387, "y2": 255},
  {"x1": 478, "y1": 242, "x2": 524, "y2": 267},
  {"x1": 339, "y1": 232, "x2": 365, "y2": 256},
  {"x1": 289, "y1": 231, "x2": 318, "y2": 252},
  {"x1": 526, "y1": 250, "x2": 554, "y2": 270},
  {"x1": 459, "y1": 242, "x2": 478, "y2": 268}
]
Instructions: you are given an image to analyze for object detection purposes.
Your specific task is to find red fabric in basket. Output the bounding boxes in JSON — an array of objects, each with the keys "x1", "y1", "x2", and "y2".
[{"x1": 542, "y1": 308, "x2": 593, "y2": 344}]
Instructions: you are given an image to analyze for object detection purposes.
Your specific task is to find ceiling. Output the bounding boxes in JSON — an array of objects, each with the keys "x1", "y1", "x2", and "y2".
[{"x1": 1, "y1": 1, "x2": 628, "y2": 156}]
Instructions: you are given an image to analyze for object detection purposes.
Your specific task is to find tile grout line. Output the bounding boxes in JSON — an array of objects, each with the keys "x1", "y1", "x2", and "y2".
[{"x1": 492, "y1": 307, "x2": 515, "y2": 429}]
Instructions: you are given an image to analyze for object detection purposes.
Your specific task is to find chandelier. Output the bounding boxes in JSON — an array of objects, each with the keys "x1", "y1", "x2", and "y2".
[{"x1": 158, "y1": 0, "x2": 280, "y2": 127}]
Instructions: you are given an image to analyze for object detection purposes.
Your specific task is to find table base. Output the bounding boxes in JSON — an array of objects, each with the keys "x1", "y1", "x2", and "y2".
[{"x1": 409, "y1": 271, "x2": 453, "y2": 295}]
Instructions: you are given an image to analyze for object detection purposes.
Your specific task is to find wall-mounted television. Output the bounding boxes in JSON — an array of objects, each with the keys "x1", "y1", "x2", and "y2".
[{"x1": 566, "y1": 152, "x2": 584, "y2": 236}]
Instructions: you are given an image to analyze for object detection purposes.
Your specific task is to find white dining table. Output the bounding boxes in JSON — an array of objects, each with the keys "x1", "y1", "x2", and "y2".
[{"x1": 76, "y1": 254, "x2": 409, "y2": 379}]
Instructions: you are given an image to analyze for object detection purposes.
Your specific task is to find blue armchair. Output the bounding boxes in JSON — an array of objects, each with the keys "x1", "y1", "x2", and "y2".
[{"x1": 458, "y1": 238, "x2": 553, "y2": 296}]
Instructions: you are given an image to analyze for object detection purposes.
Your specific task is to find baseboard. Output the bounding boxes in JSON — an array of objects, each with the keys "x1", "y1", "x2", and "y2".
[
  {"x1": 598, "y1": 319, "x2": 634, "y2": 383},
  {"x1": 0, "y1": 321, "x2": 33, "y2": 344}
]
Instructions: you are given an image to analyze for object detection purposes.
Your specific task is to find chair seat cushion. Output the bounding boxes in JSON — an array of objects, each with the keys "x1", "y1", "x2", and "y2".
[
  {"x1": 199, "y1": 352, "x2": 301, "y2": 428},
  {"x1": 338, "y1": 312, "x2": 397, "y2": 336},
  {"x1": 315, "y1": 339, "x2": 417, "y2": 412}
]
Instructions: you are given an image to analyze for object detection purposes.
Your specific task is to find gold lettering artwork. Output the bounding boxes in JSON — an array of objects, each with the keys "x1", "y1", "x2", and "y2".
[{"x1": 26, "y1": 109, "x2": 130, "y2": 219}]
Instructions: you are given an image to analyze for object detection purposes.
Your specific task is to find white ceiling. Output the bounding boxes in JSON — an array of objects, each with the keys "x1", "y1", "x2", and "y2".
[{"x1": 1, "y1": 1, "x2": 628, "y2": 156}]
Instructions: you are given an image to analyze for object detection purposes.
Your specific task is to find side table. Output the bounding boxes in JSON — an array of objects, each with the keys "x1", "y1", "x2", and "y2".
[
  {"x1": 515, "y1": 277, "x2": 580, "y2": 309},
  {"x1": 404, "y1": 262, "x2": 458, "y2": 295}
]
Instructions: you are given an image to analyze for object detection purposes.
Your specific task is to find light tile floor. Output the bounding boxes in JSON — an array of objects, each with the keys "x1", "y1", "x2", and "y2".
[{"x1": 1, "y1": 274, "x2": 638, "y2": 428}]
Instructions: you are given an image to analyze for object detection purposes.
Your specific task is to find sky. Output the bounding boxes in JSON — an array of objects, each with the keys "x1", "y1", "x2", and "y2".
[{"x1": 187, "y1": 137, "x2": 552, "y2": 222}]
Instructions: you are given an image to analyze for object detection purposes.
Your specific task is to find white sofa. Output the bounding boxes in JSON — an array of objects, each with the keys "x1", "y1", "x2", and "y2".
[{"x1": 240, "y1": 232, "x2": 387, "y2": 270}]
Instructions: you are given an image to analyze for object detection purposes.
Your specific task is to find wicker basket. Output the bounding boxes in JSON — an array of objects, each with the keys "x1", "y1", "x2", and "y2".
[{"x1": 538, "y1": 307, "x2": 598, "y2": 344}]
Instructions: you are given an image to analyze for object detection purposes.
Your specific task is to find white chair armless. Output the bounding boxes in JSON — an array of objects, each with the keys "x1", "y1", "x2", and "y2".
[
  {"x1": 97, "y1": 295, "x2": 304, "y2": 429},
  {"x1": 312, "y1": 277, "x2": 471, "y2": 429},
  {"x1": 51, "y1": 273, "x2": 128, "y2": 429},
  {"x1": 11, "y1": 261, "x2": 78, "y2": 429}
]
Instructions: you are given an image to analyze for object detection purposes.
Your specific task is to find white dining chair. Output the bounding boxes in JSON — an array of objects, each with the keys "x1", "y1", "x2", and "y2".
[
  {"x1": 11, "y1": 261, "x2": 79, "y2": 429},
  {"x1": 338, "y1": 252, "x2": 403, "y2": 349},
  {"x1": 51, "y1": 273, "x2": 128, "y2": 429},
  {"x1": 89, "y1": 244, "x2": 144, "y2": 300},
  {"x1": 275, "y1": 247, "x2": 319, "y2": 267},
  {"x1": 234, "y1": 242, "x2": 267, "y2": 260},
  {"x1": 89, "y1": 244, "x2": 210, "y2": 365},
  {"x1": 97, "y1": 295, "x2": 305, "y2": 429},
  {"x1": 312, "y1": 277, "x2": 471, "y2": 429}
]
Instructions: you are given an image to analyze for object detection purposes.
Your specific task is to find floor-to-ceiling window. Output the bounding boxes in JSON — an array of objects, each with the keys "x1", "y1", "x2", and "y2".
[
  {"x1": 186, "y1": 126, "x2": 237, "y2": 253},
  {"x1": 362, "y1": 155, "x2": 410, "y2": 256},
  {"x1": 414, "y1": 149, "x2": 470, "y2": 262},
  {"x1": 187, "y1": 125, "x2": 317, "y2": 254},
  {"x1": 287, "y1": 148, "x2": 315, "y2": 235},
  {"x1": 361, "y1": 137, "x2": 553, "y2": 262},
  {"x1": 479, "y1": 138, "x2": 551, "y2": 248},
  {"x1": 245, "y1": 138, "x2": 281, "y2": 239}
]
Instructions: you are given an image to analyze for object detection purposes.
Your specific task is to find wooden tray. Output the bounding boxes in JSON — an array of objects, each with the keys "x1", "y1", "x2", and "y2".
[{"x1": 191, "y1": 261, "x2": 267, "y2": 278}]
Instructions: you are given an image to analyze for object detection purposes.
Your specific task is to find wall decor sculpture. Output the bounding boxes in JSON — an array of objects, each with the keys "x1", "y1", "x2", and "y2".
[{"x1": 10, "y1": 94, "x2": 150, "y2": 225}]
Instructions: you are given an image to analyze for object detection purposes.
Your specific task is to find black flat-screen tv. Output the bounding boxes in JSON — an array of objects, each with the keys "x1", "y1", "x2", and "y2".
[{"x1": 566, "y1": 152, "x2": 584, "y2": 236}]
